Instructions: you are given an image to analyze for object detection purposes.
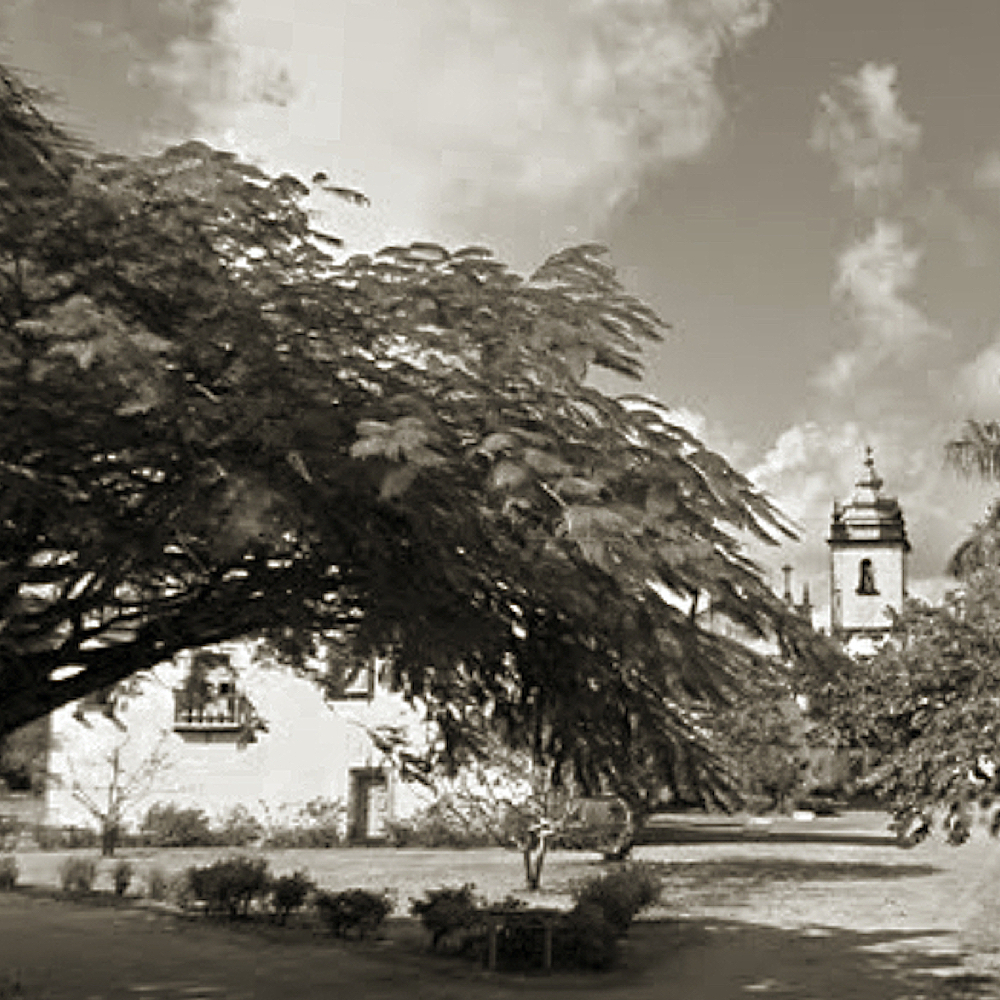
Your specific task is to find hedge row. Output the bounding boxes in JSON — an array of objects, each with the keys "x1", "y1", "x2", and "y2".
[
  {"x1": 0, "y1": 852, "x2": 663, "y2": 973},
  {"x1": 0, "y1": 799, "x2": 347, "y2": 852}
]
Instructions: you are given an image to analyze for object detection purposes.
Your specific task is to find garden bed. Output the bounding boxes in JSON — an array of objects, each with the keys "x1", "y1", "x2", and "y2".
[{"x1": 3, "y1": 813, "x2": 1000, "y2": 997}]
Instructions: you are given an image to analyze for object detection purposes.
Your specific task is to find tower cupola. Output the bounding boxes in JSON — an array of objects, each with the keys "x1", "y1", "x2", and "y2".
[{"x1": 828, "y1": 447, "x2": 909, "y2": 654}]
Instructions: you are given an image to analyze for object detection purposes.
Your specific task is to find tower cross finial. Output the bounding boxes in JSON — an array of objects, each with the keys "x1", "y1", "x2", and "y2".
[{"x1": 856, "y1": 445, "x2": 883, "y2": 494}]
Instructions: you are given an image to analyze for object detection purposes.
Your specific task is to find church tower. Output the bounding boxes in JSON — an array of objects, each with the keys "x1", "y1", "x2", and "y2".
[{"x1": 828, "y1": 448, "x2": 909, "y2": 656}]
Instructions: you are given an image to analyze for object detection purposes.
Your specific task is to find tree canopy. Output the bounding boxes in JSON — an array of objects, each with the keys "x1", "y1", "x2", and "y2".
[
  {"x1": 816, "y1": 569, "x2": 1000, "y2": 834},
  {"x1": 0, "y1": 66, "x2": 824, "y2": 809}
]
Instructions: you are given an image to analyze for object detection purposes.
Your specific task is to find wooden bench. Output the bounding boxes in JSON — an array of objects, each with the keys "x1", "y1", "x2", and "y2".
[{"x1": 482, "y1": 907, "x2": 562, "y2": 973}]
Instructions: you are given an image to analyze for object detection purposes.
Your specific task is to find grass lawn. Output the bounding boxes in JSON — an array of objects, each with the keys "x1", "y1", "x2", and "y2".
[{"x1": 3, "y1": 811, "x2": 1000, "y2": 998}]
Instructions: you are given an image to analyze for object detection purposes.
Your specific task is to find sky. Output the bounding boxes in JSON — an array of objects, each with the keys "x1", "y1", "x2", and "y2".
[{"x1": 5, "y1": 0, "x2": 1000, "y2": 624}]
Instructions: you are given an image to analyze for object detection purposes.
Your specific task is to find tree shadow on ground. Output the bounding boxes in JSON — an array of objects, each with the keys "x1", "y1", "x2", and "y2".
[
  {"x1": 619, "y1": 918, "x2": 1000, "y2": 999},
  {"x1": 542, "y1": 858, "x2": 940, "y2": 899},
  {"x1": 638, "y1": 819, "x2": 899, "y2": 847},
  {"x1": 3, "y1": 891, "x2": 998, "y2": 999},
  {"x1": 650, "y1": 857, "x2": 940, "y2": 883}
]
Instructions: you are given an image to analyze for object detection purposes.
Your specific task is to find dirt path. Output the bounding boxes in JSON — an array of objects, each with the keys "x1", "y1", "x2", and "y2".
[{"x1": 3, "y1": 813, "x2": 1000, "y2": 999}]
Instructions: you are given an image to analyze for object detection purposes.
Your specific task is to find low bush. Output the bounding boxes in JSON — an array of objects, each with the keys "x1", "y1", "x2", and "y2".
[
  {"x1": 35, "y1": 825, "x2": 99, "y2": 851},
  {"x1": 571, "y1": 863, "x2": 662, "y2": 935},
  {"x1": 270, "y1": 870, "x2": 315, "y2": 924},
  {"x1": 262, "y1": 798, "x2": 346, "y2": 849},
  {"x1": 554, "y1": 903, "x2": 617, "y2": 970},
  {"x1": 214, "y1": 805, "x2": 264, "y2": 848},
  {"x1": 59, "y1": 856, "x2": 97, "y2": 894},
  {"x1": 388, "y1": 802, "x2": 494, "y2": 849},
  {"x1": 0, "y1": 855, "x2": 17, "y2": 890},
  {"x1": 474, "y1": 895, "x2": 618, "y2": 972},
  {"x1": 141, "y1": 803, "x2": 215, "y2": 848},
  {"x1": 409, "y1": 882, "x2": 627, "y2": 973},
  {"x1": 314, "y1": 888, "x2": 393, "y2": 939},
  {"x1": 185, "y1": 856, "x2": 271, "y2": 918},
  {"x1": 112, "y1": 860, "x2": 133, "y2": 896},
  {"x1": 145, "y1": 866, "x2": 169, "y2": 901},
  {"x1": 554, "y1": 797, "x2": 631, "y2": 854},
  {"x1": 555, "y1": 824, "x2": 622, "y2": 852},
  {"x1": 410, "y1": 884, "x2": 484, "y2": 950},
  {"x1": 0, "y1": 816, "x2": 20, "y2": 851},
  {"x1": 166, "y1": 870, "x2": 195, "y2": 908}
]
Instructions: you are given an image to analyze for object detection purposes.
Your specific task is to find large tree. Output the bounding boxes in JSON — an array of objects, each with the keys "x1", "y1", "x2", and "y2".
[
  {"x1": 1, "y1": 66, "x2": 822, "y2": 811},
  {"x1": 811, "y1": 420, "x2": 1000, "y2": 840},
  {"x1": 816, "y1": 569, "x2": 1000, "y2": 841}
]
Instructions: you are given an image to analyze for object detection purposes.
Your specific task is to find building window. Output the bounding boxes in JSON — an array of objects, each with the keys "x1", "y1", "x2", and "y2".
[
  {"x1": 173, "y1": 652, "x2": 253, "y2": 734},
  {"x1": 81, "y1": 686, "x2": 114, "y2": 710},
  {"x1": 327, "y1": 657, "x2": 376, "y2": 702},
  {"x1": 857, "y1": 558, "x2": 878, "y2": 595},
  {"x1": 73, "y1": 685, "x2": 120, "y2": 725}
]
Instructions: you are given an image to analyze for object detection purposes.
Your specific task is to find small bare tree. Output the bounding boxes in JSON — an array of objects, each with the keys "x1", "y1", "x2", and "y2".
[
  {"x1": 366, "y1": 721, "x2": 629, "y2": 889},
  {"x1": 65, "y1": 732, "x2": 173, "y2": 856},
  {"x1": 422, "y1": 741, "x2": 582, "y2": 890}
]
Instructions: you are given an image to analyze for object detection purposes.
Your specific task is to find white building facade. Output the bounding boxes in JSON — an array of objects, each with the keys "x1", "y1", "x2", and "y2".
[{"x1": 44, "y1": 644, "x2": 432, "y2": 841}]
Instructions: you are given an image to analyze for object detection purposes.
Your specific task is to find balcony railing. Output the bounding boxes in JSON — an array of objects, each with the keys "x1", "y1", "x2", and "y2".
[{"x1": 173, "y1": 691, "x2": 253, "y2": 732}]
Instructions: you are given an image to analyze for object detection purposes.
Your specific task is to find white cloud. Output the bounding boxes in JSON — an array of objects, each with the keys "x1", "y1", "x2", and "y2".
[
  {"x1": 750, "y1": 421, "x2": 866, "y2": 526},
  {"x1": 974, "y1": 150, "x2": 1000, "y2": 192},
  {"x1": 953, "y1": 338, "x2": 1000, "y2": 418},
  {"x1": 149, "y1": 0, "x2": 773, "y2": 264},
  {"x1": 816, "y1": 220, "x2": 939, "y2": 393},
  {"x1": 737, "y1": 422, "x2": 865, "y2": 622},
  {"x1": 908, "y1": 575, "x2": 957, "y2": 607},
  {"x1": 810, "y1": 62, "x2": 921, "y2": 202},
  {"x1": 810, "y1": 66, "x2": 938, "y2": 396},
  {"x1": 744, "y1": 409, "x2": 998, "y2": 619}
]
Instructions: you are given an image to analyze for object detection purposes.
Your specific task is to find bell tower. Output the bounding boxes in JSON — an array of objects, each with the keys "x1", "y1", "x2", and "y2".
[{"x1": 828, "y1": 448, "x2": 909, "y2": 655}]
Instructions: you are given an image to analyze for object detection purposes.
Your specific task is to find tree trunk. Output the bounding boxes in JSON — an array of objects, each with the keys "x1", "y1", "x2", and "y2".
[
  {"x1": 522, "y1": 826, "x2": 551, "y2": 890},
  {"x1": 100, "y1": 820, "x2": 119, "y2": 857}
]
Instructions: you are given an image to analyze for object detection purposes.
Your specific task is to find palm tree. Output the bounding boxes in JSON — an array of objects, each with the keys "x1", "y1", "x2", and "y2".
[
  {"x1": 946, "y1": 421, "x2": 1000, "y2": 577},
  {"x1": 947, "y1": 420, "x2": 1000, "y2": 483}
]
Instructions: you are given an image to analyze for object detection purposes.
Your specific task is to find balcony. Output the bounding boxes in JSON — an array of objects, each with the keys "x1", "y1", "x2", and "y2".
[{"x1": 173, "y1": 689, "x2": 254, "y2": 734}]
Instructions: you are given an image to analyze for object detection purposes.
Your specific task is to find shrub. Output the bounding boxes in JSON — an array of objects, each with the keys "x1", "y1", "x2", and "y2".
[
  {"x1": 0, "y1": 855, "x2": 18, "y2": 890},
  {"x1": 388, "y1": 802, "x2": 493, "y2": 849},
  {"x1": 486, "y1": 905, "x2": 551, "y2": 971},
  {"x1": 571, "y1": 863, "x2": 662, "y2": 935},
  {"x1": 554, "y1": 797, "x2": 631, "y2": 854},
  {"x1": 555, "y1": 903, "x2": 618, "y2": 970},
  {"x1": 270, "y1": 870, "x2": 315, "y2": 924},
  {"x1": 213, "y1": 805, "x2": 264, "y2": 847},
  {"x1": 262, "y1": 798, "x2": 346, "y2": 849},
  {"x1": 111, "y1": 860, "x2": 133, "y2": 896},
  {"x1": 476, "y1": 898, "x2": 618, "y2": 973},
  {"x1": 410, "y1": 884, "x2": 484, "y2": 950},
  {"x1": 59, "y1": 856, "x2": 97, "y2": 894},
  {"x1": 166, "y1": 870, "x2": 195, "y2": 909},
  {"x1": 35, "y1": 825, "x2": 99, "y2": 851},
  {"x1": 185, "y1": 856, "x2": 271, "y2": 918},
  {"x1": 145, "y1": 866, "x2": 169, "y2": 901},
  {"x1": 0, "y1": 816, "x2": 20, "y2": 851},
  {"x1": 141, "y1": 803, "x2": 215, "y2": 847},
  {"x1": 314, "y1": 888, "x2": 393, "y2": 939}
]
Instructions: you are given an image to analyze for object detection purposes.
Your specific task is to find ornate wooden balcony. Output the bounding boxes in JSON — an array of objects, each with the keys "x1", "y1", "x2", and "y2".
[{"x1": 172, "y1": 690, "x2": 253, "y2": 732}]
